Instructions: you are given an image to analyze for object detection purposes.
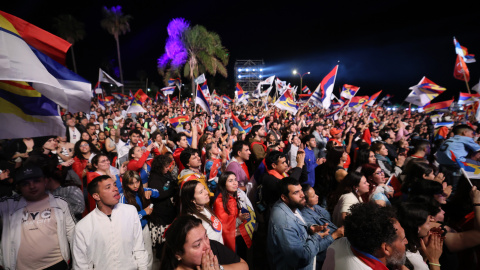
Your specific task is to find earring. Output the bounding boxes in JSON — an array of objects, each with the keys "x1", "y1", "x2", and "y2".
[
  {"x1": 355, "y1": 188, "x2": 358, "y2": 194},
  {"x1": 176, "y1": 256, "x2": 181, "y2": 261}
]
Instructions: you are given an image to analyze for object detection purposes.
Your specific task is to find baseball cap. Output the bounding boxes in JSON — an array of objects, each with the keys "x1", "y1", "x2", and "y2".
[
  {"x1": 15, "y1": 166, "x2": 44, "y2": 184},
  {"x1": 330, "y1": 128, "x2": 343, "y2": 136}
]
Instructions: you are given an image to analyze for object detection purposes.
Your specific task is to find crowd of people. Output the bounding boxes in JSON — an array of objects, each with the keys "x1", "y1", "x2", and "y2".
[{"x1": 1, "y1": 96, "x2": 480, "y2": 270}]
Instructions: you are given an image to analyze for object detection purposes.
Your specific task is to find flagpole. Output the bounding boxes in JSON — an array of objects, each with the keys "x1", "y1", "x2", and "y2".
[{"x1": 463, "y1": 71, "x2": 471, "y2": 94}]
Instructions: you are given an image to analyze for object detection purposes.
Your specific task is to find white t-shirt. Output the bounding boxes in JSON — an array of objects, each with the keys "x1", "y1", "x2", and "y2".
[
  {"x1": 332, "y1": 192, "x2": 363, "y2": 227},
  {"x1": 406, "y1": 250, "x2": 429, "y2": 270},
  {"x1": 323, "y1": 237, "x2": 373, "y2": 270},
  {"x1": 194, "y1": 208, "x2": 224, "y2": 244}
]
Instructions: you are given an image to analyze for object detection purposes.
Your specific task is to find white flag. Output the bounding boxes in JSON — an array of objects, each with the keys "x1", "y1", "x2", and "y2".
[
  {"x1": 98, "y1": 68, "x2": 123, "y2": 87},
  {"x1": 195, "y1": 74, "x2": 206, "y2": 84}
]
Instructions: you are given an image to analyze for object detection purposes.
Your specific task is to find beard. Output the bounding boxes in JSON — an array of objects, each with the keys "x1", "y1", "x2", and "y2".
[{"x1": 385, "y1": 248, "x2": 406, "y2": 269}]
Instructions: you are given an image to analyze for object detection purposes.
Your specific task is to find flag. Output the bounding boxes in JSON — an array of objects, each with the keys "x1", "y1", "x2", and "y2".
[
  {"x1": 454, "y1": 37, "x2": 476, "y2": 64},
  {"x1": 472, "y1": 79, "x2": 480, "y2": 94},
  {"x1": 458, "y1": 92, "x2": 480, "y2": 105},
  {"x1": 378, "y1": 94, "x2": 392, "y2": 106},
  {"x1": 421, "y1": 98, "x2": 454, "y2": 113},
  {"x1": 454, "y1": 54, "x2": 470, "y2": 82},
  {"x1": 97, "y1": 68, "x2": 123, "y2": 87},
  {"x1": 302, "y1": 85, "x2": 311, "y2": 94},
  {"x1": 169, "y1": 115, "x2": 190, "y2": 128},
  {"x1": 235, "y1": 83, "x2": 246, "y2": 103},
  {"x1": 451, "y1": 151, "x2": 480, "y2": 179},
  {"x1": 429, "y1": 113, "x2": 444, "y2": 122},
  {"x1": 222, "y1": 95, "x2": 233, "y2": 103},
  {"x1": 195, "y1": 84, "x2": 211, "y2": 115},
  {"x1": 231, "y1": 112, "x2": 252, "y2": 134},
  {"x1": 0, "y1": 11, "x2": 92, "y2": 113},
  {"x1": 275, "y1": 78, "x2": 286, "y2": 95},
  {"x1": 405, "y1": 77, "x2": 446, "y2": 106},
  {"x1": 112, "y1": 93, "x2": 123, "y2": 100},
  {"x1": 161, "y1": 86, "x2": 175, "y2": 95},
  {"x1": 434, "y1": 126, "x2": 449, "y2": 141},
  {"x1": 274, "y1": 90, "x2": 298, "y2": 114},
  {"x1": 168, "y1": 77, "x2": 182, "y2": 89},
  {"x1": 366, "y1": 90, "x2": 382, "y2": 106},
  {"x1": 434, "y1": 122, "x2": 454, "y2": 129},
  {"x1": 0, "y1": 81, "x2": 65, "y2": 139},
  {"x1": 369, "y1": 112, "x2": 380, "y2": 124},
  {"x1": 310, "y1": 66, "x2": 338, "y2": 109},
  {"x1": 298, "y1": 94, "x2": 312, "y2": 103},
  {"x1": 325, "y1": 102, "x2": 347, "y2": 120},
  {"x1": 348, "y1": 96, "x2": 370, "y2": 112},
  {"x1": 260, "y1": 75, "x2": 275, "y2": 85},
  {"x1": 195, "y1": 74, "x2": 206, "y2": 84},
  {"x1": 166, "y1": 95, "x2": 172, "y2": 106},
  {"x1": 340, "y1": 84, "x2": 359, "y2": 100},
  {"x1": 126, "y1": 89, "x2": 148, "y2": 113},
  {"x1": 199, "y1": 82, "x2": 211, "y2": 102}
]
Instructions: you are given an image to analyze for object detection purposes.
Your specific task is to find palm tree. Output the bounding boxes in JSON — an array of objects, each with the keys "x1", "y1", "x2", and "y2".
[
  {"x1": 52, "y1": 14, "x2": 85, "y2": 73},
  {"x1": 182, "y1": 25, "x2": 229, "y2": 99},
  {"x1": 158, "y1": 20, "x2": 229, "y2": 100},
  {"x1": 100, "y1": 6, "x2": 132, "y2": 93}
]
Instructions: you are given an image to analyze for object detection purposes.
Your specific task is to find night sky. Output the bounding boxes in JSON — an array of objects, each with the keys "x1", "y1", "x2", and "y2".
[{"x1": 3, "y1": 0, "x2": 480, "y2": 104}]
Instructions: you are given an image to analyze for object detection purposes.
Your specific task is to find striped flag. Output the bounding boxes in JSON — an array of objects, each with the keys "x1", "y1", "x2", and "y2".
[
  {"x1": 231, "y1": 112, "x2": 252, "y2": 134},
  {"x1": 195, "y1": 84, "x2": 211, "y2": 115},
  {"x1": 161, "y1": 86, "x2": 175, "y2": 95}
]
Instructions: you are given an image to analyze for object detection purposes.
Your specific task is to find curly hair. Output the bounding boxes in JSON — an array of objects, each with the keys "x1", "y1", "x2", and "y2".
[
  {"x1": 150, "y1": 154, "x2": 173, "y2": 175},
  {"x1": 344, "y1": 203, "x2": 398, "y2": 254}
]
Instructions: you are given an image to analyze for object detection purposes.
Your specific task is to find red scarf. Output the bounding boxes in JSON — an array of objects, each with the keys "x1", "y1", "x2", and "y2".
[
  {"x1": 266, "y1": 168, "x2": 288, "y2": 179},
  {"x1": 350, "y1": 246, "x2": 388, "y2": 270}
]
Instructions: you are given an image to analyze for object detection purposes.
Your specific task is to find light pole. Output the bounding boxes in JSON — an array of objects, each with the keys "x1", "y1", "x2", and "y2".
[{"x1": 292, "y1": 70, "x2": 310, "y2": 91}]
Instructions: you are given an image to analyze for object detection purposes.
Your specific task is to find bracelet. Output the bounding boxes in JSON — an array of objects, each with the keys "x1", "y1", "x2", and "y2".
[
  {"x1": 474, "y1": 203, "x2": 480, "y2": 207},
  {"x1": 428, "y1": 262, "x2": 441, "y2": 267}
]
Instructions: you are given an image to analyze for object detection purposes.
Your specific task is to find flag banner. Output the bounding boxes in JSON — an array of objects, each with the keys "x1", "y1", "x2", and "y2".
[
  {"x1": 275, "y1": 78, "x2": 286, "y2": 95},
  {"x1": 194, "y1": 73, "x2": 206, "y2": 84},
  {"x1": 161, "y1": 86, "x2": 175, "y2": 95},
  {"x1": 429, "y1": 113, "x2": 444, "y2": 122},
  {"x1": 405, "y1": 77, "x2": 446, "y2": 106},
  {"x1": 231, "y1": 112, "x2": 252, "y2": 134},
  {"x1": 434, "y1": 122, "x2": 454, "y2": 129},
  {"x1": 362, "y1": 128, "x2": 372, "y2": 146},
  {"x1": 309, "y1": 66, "x2": 338, "y2": 109},
  {"x1": 340, "y1": 84, "x2": 359, "y2": 100},
  {"x1": 348, "y1": 96, "x2": 370, "y2": 112},
  {"x1": 0, "y1": 80, "x2": 65, "y2": 139},
  {"x1": 98, "y1": 68, "x2": 123, "y2": 87},
  {"x1": 454, "y1": 37, "x2": 476, "y2": 64},
  {"x1": 200, "y1": 82, "x2": 211, "y2": 102},
  {"x1": 155, "y1": 91, "x2": 165, "y2": 102},
  {"x1": 0, "y1": 11, "x2": 92, "y2": 113},
  {"x1": 454, "y1": 54, "x2": 470, "y2": 82},
  {"x1": 168, "y1": 77, "x2": 182, "y2": 89},
  {"x1": 274, "y1": 90, "x2": 298, "y2": 114},
  {"x1": 222, "y1": 95, "x2": 233, "y2": 103},
  {"x1": 112, "y1": 93, "x2": 123, "y2": 100},
  {"x1": 302, "y1": 85, "x2": 311, "y2": 94},
  {"x1": 126, "y1": 89, "x2": 148, "y2": 113},
  {"x1": 369, "y1": 112, "x2": 380, "y2": 124},
  {"x1": 458, "y1": 92, "x2": 480, "y2": 105},
  {"x1": 298, "y1": 94, "x2": 312, "y2": 103},
  {"x1": 366, "y1": 90, "x2": 382, "y2": 106},
  {"x1": 235, "y1": 83, "x2": 247, "y2": 104},
  {"x1": 260, "y1": 75, "x2": 275, "y2": 85},
  {"x1": 421, "y1": 98, "x2": 454, "y2": 113},
  {"x1": 378, "y1": 94, "x2": 392, "y2": 106},
  {"x1": 325, "y1": 101, "x2": 347, "y2": 120},
  {"x1": 169, "y1": 115, "x2": 190, "y2": 128},
  {"x1": 451, "y1": 151, "x2": 480, "y2": 180},
  {"x1": 196, "y1": 84, "x2": 211, "y2": 115}
]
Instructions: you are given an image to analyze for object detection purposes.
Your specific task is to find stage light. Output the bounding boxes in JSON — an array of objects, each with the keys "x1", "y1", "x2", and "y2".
[
  {"x1": 253, "y1": 69, "x2": 256, "y2": 71},
  {"x1": 238, "y1": 68, "x2": 242, "y2": 72},
  {"x1": 259, "y1": 75, "x2": 263, "y2": 78},
  {"x1": 260, "y1": 69, "x2": 263, "y2": 71},
  {"x1": 246, "y1": 68, "x2": 249, "y2": 72},
  {"x1": 238, "y1": 75, "x2": 242, "y2": 79},
  {"x1": 292, "y1": 70, "x2": 297, "y2": 75}
]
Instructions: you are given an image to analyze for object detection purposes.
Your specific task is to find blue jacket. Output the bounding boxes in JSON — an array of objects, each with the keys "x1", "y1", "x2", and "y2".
[
  {"x1": 120, "y1": 187, "x2": 159, "y2": 228},
  {"x1": 300, "y1": 205, "x2": 337, "y2": 264},
  {"x1": 267, "y1": 200, "x2": 323, "y2": 270},
  {"x1": 304, "y1": 147, "x2": 317, "y2": 187}
]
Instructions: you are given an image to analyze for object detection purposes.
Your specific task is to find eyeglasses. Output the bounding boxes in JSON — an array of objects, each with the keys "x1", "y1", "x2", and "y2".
[
  {"x1": 375, "y1": 170, "x2": 384, "y2": 175},
  {"x1": 80, "y1": 144, "x2": 89, "y2": 148}
]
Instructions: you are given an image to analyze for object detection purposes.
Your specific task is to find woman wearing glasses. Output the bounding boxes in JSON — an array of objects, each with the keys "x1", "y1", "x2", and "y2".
[{"x1": 361, "y1": 163, "x2": 394, "y2": 206}]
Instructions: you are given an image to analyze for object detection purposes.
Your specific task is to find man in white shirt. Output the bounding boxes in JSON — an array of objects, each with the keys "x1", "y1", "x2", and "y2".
[
  {"x1": 72, "y1": 175, "x2": 148, "y2": 269},
  {"x1": 323, "y1": 203, "x2": 407, "y2": 270}
]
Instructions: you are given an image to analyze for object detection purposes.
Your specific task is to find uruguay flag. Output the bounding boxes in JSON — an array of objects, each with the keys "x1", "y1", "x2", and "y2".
[
  {"x1": 195, "y1": 84, "x2": 211, "y2": 115},
  {"x1": 222, "y1": 95, "x2": 233, "y2": 103},
  {"x1": 366, "y1": 90, "x2": 382, "y2": 106},
  {"x1": 340, "y1": 84, "x2": 359, "y2": 100},
  {"x1": 274, "y1": 90, "x2": 298, "y2": 114}
]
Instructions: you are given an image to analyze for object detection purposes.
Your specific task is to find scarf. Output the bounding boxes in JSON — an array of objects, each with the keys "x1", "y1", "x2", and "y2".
[
  {"x1": 350, "y1": 245, "x2": 388, "y2": 270},
  {"x1": 375, "y1": 153, "x2": 392, "y2": 166}
]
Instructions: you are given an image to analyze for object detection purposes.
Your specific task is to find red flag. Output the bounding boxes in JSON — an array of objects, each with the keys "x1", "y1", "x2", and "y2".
[
  {"x1": 454, "y1": 54, "x2": 470, "y2": 82},
  {"x1": 423, "y1": 98, "x2": 454, "y2": 113},
  {"x1": 134, "y1": 89, "x2": 148, "y2": 104}
]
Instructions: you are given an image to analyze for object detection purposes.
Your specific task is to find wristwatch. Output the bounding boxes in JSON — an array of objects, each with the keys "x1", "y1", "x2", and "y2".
[{"x1": 219, "y1": 265, "x2": 224, "y2": 270}]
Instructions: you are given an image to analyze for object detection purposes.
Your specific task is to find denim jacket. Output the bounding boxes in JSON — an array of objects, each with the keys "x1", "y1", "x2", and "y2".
[{"x1": 267, "y1": 200, "x2": 322, "y2": 270}]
